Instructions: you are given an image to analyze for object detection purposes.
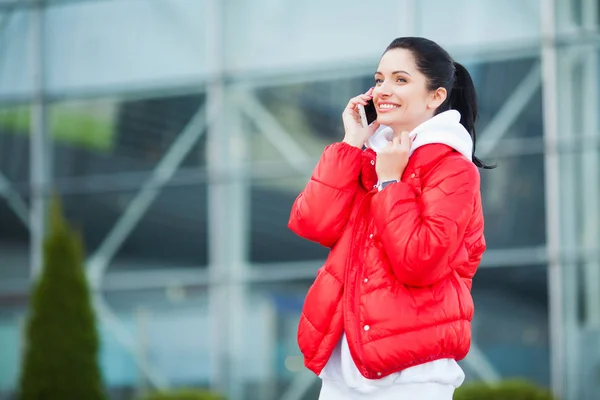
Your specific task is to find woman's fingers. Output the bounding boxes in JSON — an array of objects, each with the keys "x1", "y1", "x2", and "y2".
[
  {"x1": 345, "y1": 90, "x2": 374, "y2": 114},
  {"x1": 345, "y1": 97, "x2": 367, "y2": 113}
]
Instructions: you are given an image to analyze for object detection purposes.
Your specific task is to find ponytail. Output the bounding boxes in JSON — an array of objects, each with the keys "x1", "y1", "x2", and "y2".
[{"x1": 451, "y1": 62, "x2": 496, "y2": 170}]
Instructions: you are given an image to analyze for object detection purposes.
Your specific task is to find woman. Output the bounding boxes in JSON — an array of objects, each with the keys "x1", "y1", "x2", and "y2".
[{"x1": 288, "y1": 37, "x2": 493, "y2": 399}]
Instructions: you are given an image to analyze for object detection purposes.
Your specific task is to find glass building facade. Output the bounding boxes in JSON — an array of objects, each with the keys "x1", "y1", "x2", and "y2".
[{"x1": 0, "y1": 0, "x2": 598, "y2": 399}]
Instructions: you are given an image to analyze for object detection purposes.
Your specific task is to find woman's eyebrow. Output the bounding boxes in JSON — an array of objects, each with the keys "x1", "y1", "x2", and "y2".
[{"x1": 374, "y1": 70, "x2": 412, "y2": 76}]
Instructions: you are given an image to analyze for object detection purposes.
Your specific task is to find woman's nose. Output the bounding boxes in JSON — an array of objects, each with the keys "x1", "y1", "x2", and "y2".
[
  {"x1": 375, "y1": 83, "x2": 392, "y2": 97},
  {"x1": 375, "y1": 89, "x2": 391, "y2": 99}
]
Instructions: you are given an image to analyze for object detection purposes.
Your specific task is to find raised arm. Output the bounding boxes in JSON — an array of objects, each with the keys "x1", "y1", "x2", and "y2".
[
  {"x1": 288, "y1": 142, "x2": 362, "y2": 247},
  {"x1": 289, "y1": 89, "x2": 380, "y2": 247}
]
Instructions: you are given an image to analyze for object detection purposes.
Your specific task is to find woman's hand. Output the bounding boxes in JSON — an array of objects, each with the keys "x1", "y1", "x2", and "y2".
[
  {"x1": 342, "y1": 88, "x2": 380, "y2": 148},
  {"x1": 376, "y1": 131, "x2": 412, "y2": 182}
]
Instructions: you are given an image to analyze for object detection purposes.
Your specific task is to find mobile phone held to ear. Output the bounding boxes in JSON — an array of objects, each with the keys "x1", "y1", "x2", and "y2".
[{"x1": 358, "y1": 99, "x2": 377, "y2": 127}]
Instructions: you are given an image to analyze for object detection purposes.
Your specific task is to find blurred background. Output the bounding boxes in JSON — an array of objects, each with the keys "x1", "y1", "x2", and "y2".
[{"x1": 0, "y1": 0, "x2": 598, "y2": 399}]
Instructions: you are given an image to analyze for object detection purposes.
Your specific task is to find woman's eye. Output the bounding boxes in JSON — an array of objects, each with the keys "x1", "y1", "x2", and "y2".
[
  {"x1": 397, "y1": 78, "x2": 407, "y2": 83},
  {"x1": 375, "y1": 79, "x2": 383, "y2": 85}
]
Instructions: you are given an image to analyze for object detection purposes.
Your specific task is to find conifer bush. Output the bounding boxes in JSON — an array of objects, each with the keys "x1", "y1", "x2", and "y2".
[{"x1": 18, "y1": 198, "x2": 106, "y2": 400}]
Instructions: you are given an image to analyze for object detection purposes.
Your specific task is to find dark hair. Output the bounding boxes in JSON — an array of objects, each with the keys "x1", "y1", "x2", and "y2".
[{"x1": 385, "y1": 37, "x2": 496, "y2": 169}]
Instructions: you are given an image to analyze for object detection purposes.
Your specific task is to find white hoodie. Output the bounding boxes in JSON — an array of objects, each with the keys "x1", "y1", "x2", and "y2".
[{"x1": 318, "y1": 110, "x2": 473, "y2": 400}]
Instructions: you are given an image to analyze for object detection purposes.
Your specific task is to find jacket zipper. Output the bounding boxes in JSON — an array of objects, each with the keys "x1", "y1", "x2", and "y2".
[{"x1": 345, "y1": 191, "x2": 373, "y2": 377}]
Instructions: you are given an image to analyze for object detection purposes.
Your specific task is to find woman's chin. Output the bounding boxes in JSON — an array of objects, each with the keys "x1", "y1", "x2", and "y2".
[
  {"x1": 376, "y1": 115, "x2": 400, "y2": 128},
  {"x1": 376, "y1": 115, "x2": 390, "y2": 124}
]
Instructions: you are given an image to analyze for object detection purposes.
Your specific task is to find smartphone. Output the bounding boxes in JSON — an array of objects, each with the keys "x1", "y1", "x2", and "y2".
[{"x1": 358, "y1": 99, "x2": 377, "y2": 127}]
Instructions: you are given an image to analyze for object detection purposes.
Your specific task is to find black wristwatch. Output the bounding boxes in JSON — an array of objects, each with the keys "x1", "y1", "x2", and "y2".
[{"x1": 380, "y1": 180, "x2": 398, "y2": 190}]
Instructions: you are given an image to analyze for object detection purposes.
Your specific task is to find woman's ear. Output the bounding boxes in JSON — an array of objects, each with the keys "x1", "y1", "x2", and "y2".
[{"x1": 428, "y1": 87, "x2": 447, "y2": 110}]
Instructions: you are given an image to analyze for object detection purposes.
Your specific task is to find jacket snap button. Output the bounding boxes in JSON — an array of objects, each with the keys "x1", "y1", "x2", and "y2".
[
  {"x1": 364, "y1": 325, "x2": 370, "y2": 331},
  {"x1": 410, "y1": 173, "x2": 416, "y2": 178},
  {"x1": 364, "y1": 278, "x2": 368, "y2": 283},
  {"x1": 369, "y1": 234, "x2": 373, "y2": 239},
  {"x1": 377, "y1": 372, "x2": 382, "y2": 377},
  {"x1": 370, "y1": 160, "x2": 375, "y2": 165}
]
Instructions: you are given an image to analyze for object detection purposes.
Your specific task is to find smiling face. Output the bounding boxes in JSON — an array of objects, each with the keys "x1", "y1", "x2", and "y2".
[{"x1": 373, "y1": 48, "x2": 448, "y2": 133}]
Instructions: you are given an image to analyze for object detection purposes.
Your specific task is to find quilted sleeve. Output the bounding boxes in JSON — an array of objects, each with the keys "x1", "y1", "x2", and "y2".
[
  {"x1": 288, "y1": 142, "x2": 363, "y2": 248},
  {"x1": 371, "y1": 156, "x2": 480, "y2": 286},
  {"x1": 462, "y1": 233, "x2": 486, "y2": 291},
  {"x1": 456, "y1": 192, "x2": 487, "y2": 290}
]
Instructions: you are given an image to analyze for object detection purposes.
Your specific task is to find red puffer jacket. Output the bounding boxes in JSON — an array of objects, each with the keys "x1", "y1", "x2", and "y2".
[{"x1": 288, "y1": 141, "x2": 486, "y2": 380}]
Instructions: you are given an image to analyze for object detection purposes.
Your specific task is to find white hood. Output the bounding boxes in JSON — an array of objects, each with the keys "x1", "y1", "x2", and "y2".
[{"x1": 365, "y1": 110, "x2": 473, "y2": 161}]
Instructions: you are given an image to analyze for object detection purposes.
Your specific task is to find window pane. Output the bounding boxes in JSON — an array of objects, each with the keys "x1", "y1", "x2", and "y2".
[
  {"x1": 0, "y1": 105, "x2": 30, "y2": 298},
  {"x1": 58, "y1": 185, "x2": 208, "y2": 271},
  {"x1": 481, "y1": 153, "x2": 546, "y2": 249},
  {"x1": 469, "y1": 265, "x2": 549, "y2": 386},
  {"x1": 50, "y1": 93, "x2": 207, "y2": 180}
]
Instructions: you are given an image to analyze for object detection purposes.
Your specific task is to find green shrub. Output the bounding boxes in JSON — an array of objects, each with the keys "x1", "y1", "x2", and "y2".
[
  {"x1": 18, "y1": 197, "x2": 106, "y2": 400},
  {"x1": 454, "y1": 379, "x2": 555, "y2": 400},
  {"x1": 138, "y1": 388, "x2": 225, "y2": 400}
]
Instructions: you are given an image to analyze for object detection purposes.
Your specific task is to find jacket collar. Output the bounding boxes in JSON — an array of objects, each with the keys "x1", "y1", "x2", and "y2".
[{"x1": 360, "y1": 110, "x2": 473, "y2": 191}]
